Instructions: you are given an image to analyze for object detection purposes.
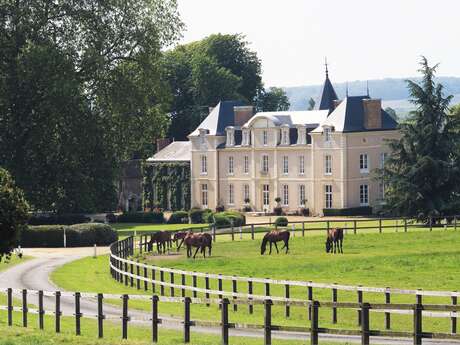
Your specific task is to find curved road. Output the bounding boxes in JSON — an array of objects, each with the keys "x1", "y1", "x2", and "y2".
[{"x1": 0, "y1": 248, "x2": 457, "y2": 345}]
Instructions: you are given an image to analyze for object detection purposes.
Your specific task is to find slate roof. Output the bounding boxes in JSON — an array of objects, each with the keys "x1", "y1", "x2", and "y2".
[
  {"x1": 147, "y1": 141, "x2": 191, "y2": 162},
  {"x1": 312, "y1": 96, "x2": 399, "y2": 133},
  {"x1": 189, "y1": 100, "x2": 246, "y2": 137},
  {"x1": 318, "y1": 74, "x2": 338, "y2": 111}
]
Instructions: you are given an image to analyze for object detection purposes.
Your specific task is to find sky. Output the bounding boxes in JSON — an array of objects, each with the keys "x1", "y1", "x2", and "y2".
[{"x1": 176, "y1": 0, "x2": 460, "y2": 87}]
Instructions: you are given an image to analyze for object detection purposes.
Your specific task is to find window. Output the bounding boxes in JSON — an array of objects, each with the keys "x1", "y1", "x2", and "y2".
[
  {"x1": 263, "y1": 130, "x2": 268, "y2": 146},
  {"x1": 244, "y1": 184, "x2": 250, "y2": 202},
  {"x1": 282, "y1": 185, "x2": 289, "y2": 206},
  {"x1": 281, "y1": 128, "x2": 289, "y2": 145},
  {"x1": 262, "y1": 155, "x2": 269, "y2": 174},
  {"x1": 242, "y1": 129, "x2": 250, "y2": 146},
  {"x1": 360, "y1": 184, "x2": 369, "y2": 205},
  {"x1": 380, "y1": 152, "x2": 387, "y2": 169},
  {"x1": 244, "y1": 156, "x2": 249, "y2": 174},
  {"x1": 200, "y1": 155, "x2": 207, "y2": 175},
  {"x1": 299, "y1": 156, "x2": 305, "y2": 175},
  {"x1": 201, "y1": 184, "x2": 208, "y2": 208},
  {"x1": 283, "y1": 156, "x2": 289, "y2": 175},
  {"x1": 297, "y1": 127, "x2": 306, "y2": 145},
  {"x1": 378, "y1": 182, "x2": 386, "y2": 200},
  {"x1": 228, "y1": 156, "x2": 234, "y2": 175},
  {"x1": 324, "y1": 127, "x2": 332, "y2": 142},
  {"x1": 229, "y1": 184, "x2": 234, "y2": 205},
  {"x1": 226, "y1": 128, "x2": 234, "y2": 146},
  {"x1": 263, "y1": 184, "x2": 270, "y2": 208},
  {"x1": 325, "y1": 185, "x2": 333, "y2": 209},
  {"x1": 325, "y1": 155, "x2": 332, "y2": 175},
  {"x1": 299, "y1": 185, "x2": 306, "y2": 206},
  {"x1": 360, "y1": 153, "x2": 369, "y2": 173}
]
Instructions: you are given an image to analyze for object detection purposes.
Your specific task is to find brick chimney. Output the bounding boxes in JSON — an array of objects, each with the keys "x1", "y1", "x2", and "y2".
[
  {"x1": 156, "y1": 138, "x2": 171, "y2": 153},
  {"x1": 363, "y1": 99, "x2": 382, "y2": 129},
  {"x1": 234, "y1": 106, "x2": 254, "y2": 127}
]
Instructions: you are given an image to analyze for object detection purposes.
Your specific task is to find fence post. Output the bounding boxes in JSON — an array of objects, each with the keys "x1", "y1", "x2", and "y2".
[
  {"x1": 357, "y1": 287, "x2": 363, "y2": 326},
  {"x1": 265, "y1": 279, "x2": 270, "y2": 297},
  {"x1": 7, "y1": 288, "x2": 12, "y2": 326},
  {"x1": 264, "y1": 299, "x2": 272, "y2": 345},
  {"x1": 332, "y1": 285, "x2": 337, "y2": 324},
  {"x1": 192, "y1": 273, "x2": 197, "y2": 298},
  {"x1": 75, "y1": 292, "x2": 81, "y2": 335},
  {"x1": 170, "y1": 272, "x2": 175, "y2": 297},
  {"x1": 124, "y1": 262, "x2": 128, "y2": 286},
  {"x1": 251, "y1": 224, "x2": 255, "y2": 240},
  {"x1": 231, "y1": 225, "x2": 234, "y2": 241},
  {"x1": 130, "y1": 263, "x2": 134, "y2": 287},
  {"x1": 221, "y1": 298, "x2": 230, "y2": 345},
  {"x1": 152, "y1": 268, "x2": 156, "y2": 292},
  {"x1": 413, "y1": 302, "x2": 423, "y2": 345},
  {"x1": 385, "y1": 288, "x2": 391, "y2": 330},
  {"x1": 285, "y1": 284, "x2": 290, "y2": 317},
  {"x1": 308, "y1": 283, "x2": 313, "y2": 321},
  {"x1": 248, "y1": 279, "x2": 254, "y2": 314},
  {"x1": 139, "y1": 235, "x2": 143, "y2": 254},
  {"x1": 232, "y1": 277, "x2": 238, "y2": 311},
  {"x1": 455, "y1": 216, "x2": 457, "y2": 231},
  {"x1": 55, "y1": 291, "x2": 61, "y2": 333},
  {"x1": 184, "y1": 297, "x2": 191, "y2": 343},
  {"x1": 218, "y1": 275, "x2": 223, "y2": 305},
  {"x1": 22, "y1": 289, "x2": 27, "y2": 328},
  {"x1": 136, "y1": 262, "x2": 140, "y2": 290},
  {"x1": 181, "y1": 273, "x2": 186, "y2": 298},
  {"x1": 327, "y1": 220, "x2": 330, "y2": 232},
  {"x1": 122, "y1": 294, "x2": 129, "y2": 339},
  {"x1": 160, "y1": 270, "x2": 165, "y2": 296},
  {"x1": 152, "y1": 295, "x2": 159, "y2": 343},
  {"x1": 404, "y1": 218, "x2": 408, "y2": 232},
  {"x1": 38, "y1": 290, "x2": 44, "y2": 330},
  {"x1": 361, "y1": 302, "x2": 370, "y2": 345},
  {"x1": 205, "y1": 274, "x2": 210, "y2": 307},
  {"x1": 310, "y1": 301, "x2": 319, "y2": 345},
  {"x1": 97, "y1": 293, "x2": 104, "y2": 338},
  {"x1": 354, "y1": 220, "x2": 357, "y2": 234},
  {"x1": 452, "y1": 294, "x2": 457, "y2": 334},
  {"x1": 213, "y1": 225, "x2": 216, "y2": 242},
  {"x1": 379, "y1": 219, "x2": 382, "y2": 233},
  {"x1": 144, "y1": 267, "x2": 148, "y2": 291}
]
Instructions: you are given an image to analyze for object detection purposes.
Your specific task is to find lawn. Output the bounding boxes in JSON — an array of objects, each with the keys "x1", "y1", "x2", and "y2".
[
  {"x1": 112, "y1": 223, "x2": 209, "y2": 235},
  {"x1": 52, "y1": 229, "x2": 460, "y2": 335}
]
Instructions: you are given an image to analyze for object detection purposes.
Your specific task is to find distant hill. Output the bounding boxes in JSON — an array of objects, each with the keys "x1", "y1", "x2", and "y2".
[{"x1": 284, "y1": 77, "x2": 460, "y2": 116}]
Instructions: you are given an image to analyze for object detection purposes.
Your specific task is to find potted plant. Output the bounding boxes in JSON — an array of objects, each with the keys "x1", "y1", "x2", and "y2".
[
  {"x1": 300, "y1": 199, "x2": 309, "y2": 216},
  {"x1": 243, "y1": 198, "x2": 252, "y2": 212},
  {"x1": 274, "y1": 197, "x2": 283, "y2": 216}
]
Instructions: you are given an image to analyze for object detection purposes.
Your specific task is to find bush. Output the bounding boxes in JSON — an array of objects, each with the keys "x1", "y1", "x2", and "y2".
[
  {"x1": 323, "y1": 207, "x2": 373, "y2": 216},
  {"x1": 274, "y1": 217, "x2": 288, "y2": 227},
  {"x1": 189, "y1": 208, "x2": 212, "y2": 224},
  {"x1": 168, "y1": 211, "x2": 189, "y2": 224},
  {"x1": 28, "y1": 213, "x2": 90, "y2": 225},
  {"x1": 213, "y1": 211, "x2": 246, "y2": 228},
  {"x1": 116, "y1": 211, "x2": 164, "y2": 224},
  {"x1": 20, "y1": 223, "x2": 118, "y2": 248}
]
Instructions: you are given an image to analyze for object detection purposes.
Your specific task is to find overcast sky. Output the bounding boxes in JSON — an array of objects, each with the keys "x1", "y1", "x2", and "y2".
[{"x1": 176, "y1": 0, "x2": 460, "y2": 87}]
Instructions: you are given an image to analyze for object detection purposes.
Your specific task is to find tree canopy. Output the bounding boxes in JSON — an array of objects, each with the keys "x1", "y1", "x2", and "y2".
[{"x1": 255, "y1": 87, "x2": 290, "y2": 112}]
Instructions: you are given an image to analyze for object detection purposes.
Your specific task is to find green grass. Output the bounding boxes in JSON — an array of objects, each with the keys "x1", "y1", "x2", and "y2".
[
  {"x1": 112, "y1": 223, "x2": 209, "y2": 235},
  {"x1": 0, "y1": 256, "x2": 30, "y2": 273},
  {"x1": 52, "y1": 230, "x2": 460, "y2": 336}
]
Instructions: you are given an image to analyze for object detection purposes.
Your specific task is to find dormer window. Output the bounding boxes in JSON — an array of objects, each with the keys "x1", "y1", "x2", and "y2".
[
  {"x1": 226, "y1": 126, "x2": 235, "y2": 146},
  {"x1": 324, "y1": 127, "x2": 332, "y2": 142},
  {"x1": 262, "y1": 130, "x2": 268, "y2": 146},
  {"x1": 296, "y1": 125, "x2": 307, "y2": 145},
  {"x1": 281, "y1": 125, "x2": 290, "y2": 145},
  {"x1": 242, "y1": 128, "x2": 250, "y2": 146}
]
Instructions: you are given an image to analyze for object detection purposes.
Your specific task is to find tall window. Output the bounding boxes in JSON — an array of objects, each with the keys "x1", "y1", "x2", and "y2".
[
  {"x1": 201, "y1": 184, "x2": 208, "y2": 208},
  {"x1": 262, "y1": 155, "x2": 269, "y2": 174},
  {"x1": 299, "y1": 156, "x2": 305, "y2": 175},
  {"x1": 226, "y1": 129, "x2": 234, "y2": 146},
  {"x1": 299, "y1": 185, "x2": 306, "y2": 206},
  {"x1": 325, "y1": 185, "x2": 333, "y2": 208},
  {"x1": 228, "y1": 156, "x2": 234, "y2": 175},
  {"x1": 242, "y1": 130, "x2": 250, "y2": 146},
  {"x1": 378, "y1": 182, "x2": 386, "y2": 200},
  {"x1": 282, "y1": 185, "x2": 289, "y2": 206},
  {"x1": 200, "y1": 155, "x2": 207, "y2": 175},
  {"x1": 244, "y1": 156, "x2": 249, "y2": 174},
  {"x1": 360, "y1": 153, "x2": 369, "y2": 173},
  {"x1": 281, "y1": 128, "x2": 289, "y2": 145},
  {"x1": 263, "y1": 130, "x2": 268, "y2": 146},
  {"x1": 283, "y1": 156, "x2": 289, "y2": 174},
  {"x1": 380, "y1": 152, "x2": 387, "y2": 169},
  {"x1": 244, "y1": 184, "x2": 250, "y2": 202},
  {"x1": 325, "y1": 155, "x2": 332, "y2": 175},
  {"x1": 228, "y1": 184, "x2": 234, "y2": 205},
  {"x1": 360, "y1": 184, "x2": 369, "y2": 205},
  {"x1": 324, "y1": 127, "x2": 332, "y2": 142},
  {"x1": 263, "y1": 184, "x2": 270, "y2": 208}
]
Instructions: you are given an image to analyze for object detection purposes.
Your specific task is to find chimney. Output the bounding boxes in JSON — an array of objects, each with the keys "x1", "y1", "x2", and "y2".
[
  {"x1": 156, "y1": 138, "x2": 171, "y2": 153},
  {"x1": 233, "y1": 106, "x2": 254, "y2": 127},
  {"x1": 363, "y1": 99, "x2": 382, "y2": 129}
]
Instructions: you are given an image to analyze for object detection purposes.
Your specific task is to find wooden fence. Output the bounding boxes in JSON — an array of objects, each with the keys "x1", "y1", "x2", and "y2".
[{"x1": 2, "y1": 287, "x2": 460, "y2": 345}]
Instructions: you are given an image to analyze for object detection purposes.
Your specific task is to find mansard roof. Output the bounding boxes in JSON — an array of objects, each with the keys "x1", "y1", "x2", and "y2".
[
  {"x1": 189, "y1": 100, "x2": 246, "y2": 137},
  {"x1": 244, "y1": 110, "x2": 329, "y2": 128},
  {"x1": 318, "y1": 74, "x2": 338, "y2": 111},
  {"x1": 147, "y1": 141, "x2": 191, "y2": 162}
]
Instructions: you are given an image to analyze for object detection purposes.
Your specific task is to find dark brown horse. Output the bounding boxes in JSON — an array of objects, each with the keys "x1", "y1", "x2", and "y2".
[
  {"x1": 184, "y1": 232, "x2": 212, "y2": 258},
  {"x1": 261, "y1": 230, "x2": 290, "y2": 255},
  {"x1": 325, "y1": 228, "x2": 344, "y2": 254},
  {"x1": 148, "y1": 231, "x2": 172, "y2": 254},
  {"x1": 173, "y1": 231, "x2": 188, "y2": 251}
]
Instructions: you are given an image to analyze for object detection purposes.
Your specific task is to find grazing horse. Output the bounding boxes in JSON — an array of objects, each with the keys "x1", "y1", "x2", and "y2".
[
  {"x1": 173, "y1": 231, "x2": 188, "y2": 251},
  {"x1": 148, "y1": 231, "x2": 172, "y2": 254},
  {"x1": 184, "y1": 232, "x2": 212, "y2": 259},
  {"x1": 260, "y1": 230, "x2": 290, "y2": 255},
  {"x1": 325, "y1": 228, "x2": 344, "y2": 254}
]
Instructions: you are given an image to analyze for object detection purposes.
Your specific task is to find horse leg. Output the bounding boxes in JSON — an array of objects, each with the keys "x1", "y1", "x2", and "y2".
[
  {"x1": 193, "y1": 246, "x2": 200, "y2": 259},
  {"x1": 269, "y1": 242, "x2": 272, "y2": 255},
  {"x1": 178, "y1": 239, "x2": 184, "y2": 251},
  {"x1": 285, "y1": 240, "x2": 289, "y2": 254},
  {"x1": 274, "y1": 242, "x2": 279, "y2": 254},
  {"x1": 340, "y1": 239, "x2": 343, "y2": 254}
]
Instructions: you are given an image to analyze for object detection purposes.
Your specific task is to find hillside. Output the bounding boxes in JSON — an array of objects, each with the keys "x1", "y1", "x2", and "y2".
[{"x1": 284, "y1": 77, "x2": 460, "y2": 115}]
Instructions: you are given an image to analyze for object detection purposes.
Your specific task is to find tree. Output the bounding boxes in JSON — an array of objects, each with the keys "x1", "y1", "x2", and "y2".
[
  {"x1": 0, "y1": 168, "x2": 29, "y2": 261},
  {"x1": 378, "y1": 57, "x2": 460, "y2": 221},
  {"x1": 307, "y1": 97, "x2": 316, "y2": 110},
  {"x1": 255, "y1": 87, "x2": 290, "y2": 112},
  {"x1": 384, "y1": 107, "x2": 399, "y2": 122}
]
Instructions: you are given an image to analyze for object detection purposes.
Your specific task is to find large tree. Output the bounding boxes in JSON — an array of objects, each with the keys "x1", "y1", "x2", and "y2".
[
  {"x1": 255, "y1": 87, "x2": 290, "y2": 112},
  {"x1": 379, "y1": 57, "x2": 460, "y2": 220}
]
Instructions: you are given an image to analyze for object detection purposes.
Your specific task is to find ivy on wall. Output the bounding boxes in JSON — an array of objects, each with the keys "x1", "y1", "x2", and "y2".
[{"x1": 143, "y1": 162, "x2": 191, "y2": 211}]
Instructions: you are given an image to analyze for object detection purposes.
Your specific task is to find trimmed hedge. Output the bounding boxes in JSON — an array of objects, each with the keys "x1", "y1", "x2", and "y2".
[
  {"x1": 213, "y1": 211, "x2": 246, "y2": 228},
  {"x1": 274, "y1": 217, "x2": 288, "y2": 227},
  {"x1": 168, "y1": 211, "x2": 189, "y2": 224},
  {"x1": 116, "y1": 211, "x2": 164, "y2": 224},
  {"x1": 190, "y1": 208, "x2": 212, "y2": 224},
  {"x1": 323, "y1": 206, "x2": 373, "y2": 216},
  {"x1": 20, "y1": 223, "x2": 118, "y2": 248},
  {"x1": 28, "y1": 214, "x2": 91, "y2": 225}
]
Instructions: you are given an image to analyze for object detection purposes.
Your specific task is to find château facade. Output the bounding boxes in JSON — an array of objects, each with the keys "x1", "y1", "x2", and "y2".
[{"x1": 184, "y1": 70, "x2": 399, "y2": 215}]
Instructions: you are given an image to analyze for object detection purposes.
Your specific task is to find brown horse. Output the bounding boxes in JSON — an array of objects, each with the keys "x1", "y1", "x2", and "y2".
[
  {"x1": 148, "y1": 231, "x2": 172, "y2": 254},
  {"x1": 261, "y1": 230, "x2": 290, "y2": 255},
  {"x1": 184, "y1": 232, "x2": 212, "y2": 258},
  {"x1": 325, "y1": 228, "x2": 344, "y2": 254},
  {"x1": 173, "y1": 231, "x2": 188, "y2": 251}
]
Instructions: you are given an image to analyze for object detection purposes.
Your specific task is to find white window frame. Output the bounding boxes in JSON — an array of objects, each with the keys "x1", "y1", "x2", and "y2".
[
  {"x1": 360, "y1": 184, "x2": 369, "y2": 206},
  {"x1": 228, "y1": 156, "x2": 234, "y2": 175},
  {"x1": 242, "y1": 129, "x2": 250, "y2": 146},
  {"x1": 282, "y1": 185, "x2": 289, "y2": 206},
  {"x1": 299, "y1": 156, "x2": 305, "y2": 175},
  {"x1": 281, "y1": 128, "x2": 289, "y2": 145},
  {"x1": 263, "y1": 184, "x2": 270, "y2": 208},
  {"x1": 299, "y1": 185, "x2": 306, "y2": 207},
  {"x1": 378, "y1": 182, "x2": 386, "y2": 200},
  {"x1": 360, "y1": 153, "x2": 369, "y2": 173},
  {"x1": 228, "y1": 184, "x2": 234, "y2": 205},
  {"x1": 380, "y1": 152, "x2": 387, "y2": 169},
  {"x1": 226, "y1": 128, "x2": 234, "y2": 146},
  {"x1": 282, "y1": 156, "x2": 289, "y2": 175},
  {"x1": 325, "y1": 154, "x2": 332, "y2": 175},
  {"x1": 263, "y1": 130, "x2": 268, "y2": 146},
  {"x1": 262, "y1": 154, "x2": 269, "y2": 174},
  {"x1": 243, "y1": 184, "x2": 250, "y2": 202},
  {"x1": 244, "y1": 155, "x2": 249, "y2": 174},
  {"x1": 325, "y1": 185, "x2": 333, "y2": 209},
  {"x1": 201, "y1": 184, "x2": 208, "y2": 208},
  {"x1": 200, "y1": 155, "x2": 207, "y2": 175},
  {"x1": 324, "y1": 127, "x2": 332, "y2": 142}
]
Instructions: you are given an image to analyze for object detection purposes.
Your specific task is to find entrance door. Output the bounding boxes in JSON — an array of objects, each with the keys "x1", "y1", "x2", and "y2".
[{"x1": 262, "y1": 184, "x2": 270, "y2": 211}]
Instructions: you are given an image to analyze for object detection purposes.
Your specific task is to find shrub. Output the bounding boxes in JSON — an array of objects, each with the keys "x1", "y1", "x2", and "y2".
[
  {"x1": 168, "y1": 211, "x2": 189, "y2": 224},
  {"x1": 20, "y1": 223, "x2": 118, "y2": 248},
  {"x1": 213, "y1": 211, "x2": 246, "y2": 228},
  {"x1": 323, "y1": 207, "x2": 373, "y2": 217},
  {"x1": 116, "y1": 211, "x2": 164, "y2": 224},
  {"x1": 28, "y1": 213, "x2": 90, "y2": 225},
  {"x1": 300, "y1": 208, "x2": 310, "y2": 216},
  {"x1": 189, "y1": 208, "x2": 212, "y2": 224},
  {"x1": 274, "y1": 217, "x2": 288, "y2": 227},
  {"x1": 273, "y1": 206, "x2": 283, "y2": 216}
]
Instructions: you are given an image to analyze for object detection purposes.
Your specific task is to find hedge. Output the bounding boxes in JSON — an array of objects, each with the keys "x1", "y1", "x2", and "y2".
[
  {"x1": 20, "y1": 223, "x2": 118, "y2": 248},
  {"x1": 168, "y1": 211, "x2": 189, "y2": 224},
  {"x1": 323, "y1": 206, "x2": 373, "y2": 216},
  {"x1": 115, "y1": 211, "x2": 164, "y2": 224},
  {"x1": 274, "y1": 217, "x2": 288, "y2": 227},
  {"x1": 213, "y1": 211, "x2": 246, "y2": 228},
  {"x1": 190, "y1": 208, "x2": 212, "y2": 224},
  {"x1": 28, "y1": 214, "x2": 91, "y2": 225}
]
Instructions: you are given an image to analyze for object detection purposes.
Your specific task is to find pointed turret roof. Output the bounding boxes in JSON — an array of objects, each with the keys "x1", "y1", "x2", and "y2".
[{"x1": 318, "y1": 64, "x2": 338, "y2": 111}]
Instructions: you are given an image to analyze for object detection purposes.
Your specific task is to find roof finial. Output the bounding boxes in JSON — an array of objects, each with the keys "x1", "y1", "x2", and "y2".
[
  {"x1": 366, "y1": 80, "x2": 370, "y2": 97},
  {"x1": 346, "y1": 82, "x2": 349, "y2": 97},
  {"x1": 324, "y1": 57, "x2": 329, "y2": 78}
]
